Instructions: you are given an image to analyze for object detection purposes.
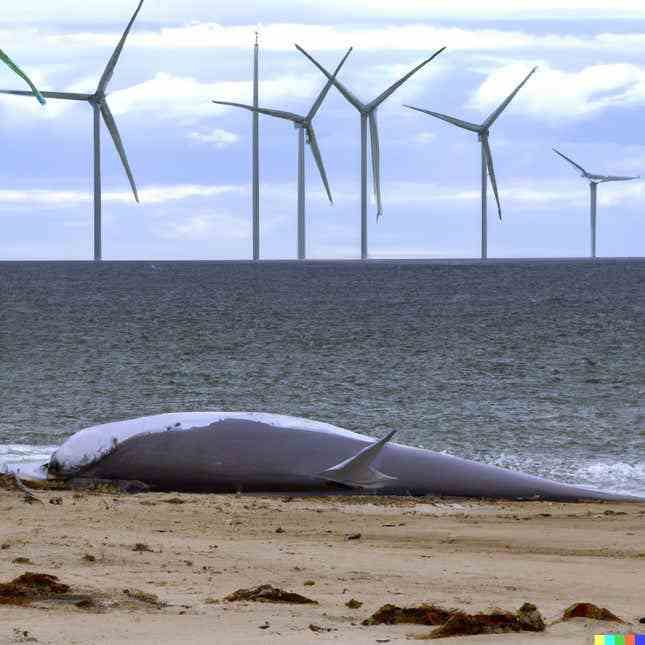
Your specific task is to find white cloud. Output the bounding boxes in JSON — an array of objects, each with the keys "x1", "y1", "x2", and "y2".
[
  {"x1": 138, "y1": 22, "x2": 643, "y2": 53},
  {"x1": 108, "y1": 72, "x2": 319, "y2": 121},
  {"x1": 5, "y1": 22, "x2": 645, "y2": 56},
  {"x1": 470, "y1": 62, "x2": 645, "y2": 121},
  {"x1": 0, "y1": 184, "x2": 245, "y2": 207},
  {"x1": 134, "y1": 184, "x2": 246, "y2": 204},
  {"x1": 371, "y1": 180, "x2": 645, "y2": 208},
  {"x1": 188, "y1": 129, "x2": 239, "y2": 148},
  {"x1": 0, "y1": 68, "x2": 72, "y2": 119}
]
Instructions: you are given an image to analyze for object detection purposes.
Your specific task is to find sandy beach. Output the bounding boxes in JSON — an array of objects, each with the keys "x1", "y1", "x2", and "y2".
[{"x1": 1, "y1": 485, "x2": 643, "y2": 645}]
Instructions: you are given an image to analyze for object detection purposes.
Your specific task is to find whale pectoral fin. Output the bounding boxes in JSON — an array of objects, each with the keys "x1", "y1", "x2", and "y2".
[{"x1": 318, "y1": 430, "x2": 398, "y2": 490}]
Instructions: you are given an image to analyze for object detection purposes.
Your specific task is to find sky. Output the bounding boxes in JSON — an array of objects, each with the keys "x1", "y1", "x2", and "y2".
[{"x1": 0, "y1": 0, "x2": 644, "y2": 260}]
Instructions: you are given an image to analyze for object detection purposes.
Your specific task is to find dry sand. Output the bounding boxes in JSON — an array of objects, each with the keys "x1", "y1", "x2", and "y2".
[{"x1": 0, "y1": 486, "x2": 643, "y2": 644}]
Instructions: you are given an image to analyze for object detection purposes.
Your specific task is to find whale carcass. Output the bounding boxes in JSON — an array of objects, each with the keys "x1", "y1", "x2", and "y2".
[{"x1": 45, "y1": 412, "x2": 641, "y2": 501}]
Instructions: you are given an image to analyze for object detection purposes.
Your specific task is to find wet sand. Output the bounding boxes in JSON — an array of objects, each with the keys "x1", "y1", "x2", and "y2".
[{"x1": 1, "y1": 487, "x2": 643, "y2": 644}]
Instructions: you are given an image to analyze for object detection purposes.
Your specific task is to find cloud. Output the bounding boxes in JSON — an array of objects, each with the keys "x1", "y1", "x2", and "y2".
[
  {"x1": 5, "y1": 22, "x2": 645, "y2": 56},
  {"x1": 108, "y1": 72, "x2": 319, "y2": 121},
  {"x1": 470, "y1": 62, "x2": 645, "y2": 121},
  {"x1": 188, "y1": 129, "x2": 239, "y2": 148},
  {"x1": 0, "y1": 184, "x2": 245, "y2": 208},
  {"x1": 0, "y1": 68, "x2": 73, "y2": 120},
  {"x1": 138, "y1": 23, "x2": 645, "y2": 54},
  {"x1": 371, "y1": 180, "x2": 645, "y2": 208}
]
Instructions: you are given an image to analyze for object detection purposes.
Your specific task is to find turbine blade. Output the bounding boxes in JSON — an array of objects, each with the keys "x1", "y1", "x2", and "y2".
[
  {"x1": 404, "y1": 105, "x2": 481, "y2": 132},
  {"x1": 552, "y1": 148, "x2": 589, "y2": 177},
  {"x1": 483, "y1": 138, "x2": 502, "y2": 220},
  {"x1": 482, "y1": 66, "x2": 537, "y2": 129},
  {"x1": 211, "y1": 100, "x2": 302, "y2": 123},
  {"x1": 595, "y1": 174, "x2": 640, "y2": 182},
  {"x1": 368, "y1": 46, "x2": 446, "y2": 110},
  {"x1": 97, "y1": 0, "x2": 144, "y2": 94},
  {"x1": 100, "y1": 101, "x2": 139, "y2": 202},
  {"x1": 369, "y1": 110, "x2": 383, "y2": 219},
  {"x1": 306, "y1": 47, "x2": 353, "y2": 122},
  {"x1": 307, "y1": 126, "x2": 333, "y2": 204},
  {"x1": 295, "y1": 44, "x2": 364, "y2": 111},
  {"x1": 0, "y1": 89, "x2": 91, "y2": 101},
  {"x1": 0, "y1": 49, "x2": 46, "y2": 105}
]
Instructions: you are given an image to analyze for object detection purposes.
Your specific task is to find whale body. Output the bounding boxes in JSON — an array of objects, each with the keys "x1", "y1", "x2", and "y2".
[{"x1": 46, "y1": 412, "x2": 641, "y2": 502}]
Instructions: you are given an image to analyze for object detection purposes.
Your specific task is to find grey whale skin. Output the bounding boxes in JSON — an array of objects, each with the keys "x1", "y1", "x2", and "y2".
[{"x1": 48, "y1": 412, "x2": 640, "y2": 501}]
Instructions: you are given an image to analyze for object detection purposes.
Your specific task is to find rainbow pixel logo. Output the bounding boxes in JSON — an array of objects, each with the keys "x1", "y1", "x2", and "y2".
[{"x1": 594, "y1": 636, "x2": 645, "y2": 645}]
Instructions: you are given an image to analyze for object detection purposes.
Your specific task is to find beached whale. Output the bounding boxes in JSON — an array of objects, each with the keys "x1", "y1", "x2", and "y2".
[{"x1": 45, "y1": 412, "x2": 641, "y2": 501}]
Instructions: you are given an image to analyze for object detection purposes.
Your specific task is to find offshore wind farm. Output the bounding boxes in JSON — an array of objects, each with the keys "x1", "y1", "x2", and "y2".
[
  {"x1": 0, "y1": 2, "x2": 642, "y2": 261},
  {"x1": 0, "y1": 4, "x2": 644, "y2": 645}
]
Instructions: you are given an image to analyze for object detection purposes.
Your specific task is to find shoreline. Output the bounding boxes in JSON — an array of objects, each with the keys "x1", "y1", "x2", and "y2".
[{"x1": 1, "y1": 487, "x2": 643, "y2": 644}]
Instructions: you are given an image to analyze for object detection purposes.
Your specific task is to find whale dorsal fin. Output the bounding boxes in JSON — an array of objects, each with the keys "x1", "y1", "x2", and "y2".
[{"x1": 318, "y1": 430, "x2": 397, "y2": 489}]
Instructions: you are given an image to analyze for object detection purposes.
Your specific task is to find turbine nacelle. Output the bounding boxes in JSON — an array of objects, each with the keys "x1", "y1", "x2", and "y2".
[{"x1": 90, "y1": 92, "x2": 107, "y2": 105}]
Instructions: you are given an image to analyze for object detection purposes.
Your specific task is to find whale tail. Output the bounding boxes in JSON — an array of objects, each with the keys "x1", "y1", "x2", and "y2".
[{"x1": 318, "y1": 430, "x2": 397, "y2": 489}]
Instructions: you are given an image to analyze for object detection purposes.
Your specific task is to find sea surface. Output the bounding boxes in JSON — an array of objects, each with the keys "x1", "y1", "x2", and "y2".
[{"x1": 1, "y1": 260, "x2": 643, "y2": 496}]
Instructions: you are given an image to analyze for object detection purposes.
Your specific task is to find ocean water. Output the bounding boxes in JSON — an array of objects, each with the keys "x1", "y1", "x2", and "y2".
[{"x1": 1, "y1": 260, "x2": 643, "y2": 496}]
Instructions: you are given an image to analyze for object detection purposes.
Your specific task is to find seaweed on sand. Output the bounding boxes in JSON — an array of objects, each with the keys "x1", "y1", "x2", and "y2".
[{"x1": 224, "y1": 584, "x2": 317, "y2": 604}]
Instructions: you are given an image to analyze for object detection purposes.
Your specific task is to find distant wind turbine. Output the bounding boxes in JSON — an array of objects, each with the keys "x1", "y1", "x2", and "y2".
[
  {"x1": 213, "y1": 48, "x2": 352, "y2": 260},
  {"x1": 296, "y1": 44, "x2": 446, "y2": 260},
  {"x1": 405, "y1": 67, "x2": 537, "y2": 260},
  {"x1": 0, "y1": 49, "x2": 46, "y2": 105},
  {"x1": 0, "y1": 1, "x2": 144, "y2": 261},
  {"x1": 553, "y1": 148, "x2": 639, "y2": 259}
]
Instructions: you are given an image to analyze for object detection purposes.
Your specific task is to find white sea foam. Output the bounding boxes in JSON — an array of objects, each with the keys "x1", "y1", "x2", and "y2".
[
  {"x1": 0, "y1": 444, "x2": 58, "y2": 480},
  {"x1": 48, "y1": 411, "x2": 369, "y2": 474},
  {"x1": 476, "y1": 451, "x2": 645, "y2": 497},
  {"x1": 572, "y1": 460, "x2": 645, "y2": 497}
]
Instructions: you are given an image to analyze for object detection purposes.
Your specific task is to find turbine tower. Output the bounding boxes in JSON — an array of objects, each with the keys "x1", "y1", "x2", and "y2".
[
  {"x1": 553, "y1": 148, "x2": 639, "y2": 259},
  {"x1": 252, "y1": 32, "x2": 260, "y2": 261},
  {"x1": 0, "y1": 49, "x2": 46, "y2": 105},
  {"x1": 0, "y1": 1, "x2": 144, "y2": 261},
  {"x1": 213, "y1": 49, "x2": 352, "y2": 260},
  {"x1": 296, "y1": 45, "x2": 446, "y2": 260},
  {"x1": 405, "y1": 67, "x2": 537, "y2": 260}
]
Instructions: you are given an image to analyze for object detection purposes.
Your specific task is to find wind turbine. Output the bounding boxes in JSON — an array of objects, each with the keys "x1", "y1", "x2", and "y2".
[
  {"x1": 405, "y1": 67, "x2": 537, "y2": 260},
  {"x1": 296, "y1": 44, "x2": 446, "y2": 260},
  {"x1": 553, "y1": 148, "x2": 639, "y2": 259},
  {"x1": 0, "y1": 49, "x2": 46, "y2": 105},
  {"x1": 0, "y1": 1, "x2": 144, "y2": 261},
  {"x1": 213, "y1": 48, "x2": 352, "y2": 260}
]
